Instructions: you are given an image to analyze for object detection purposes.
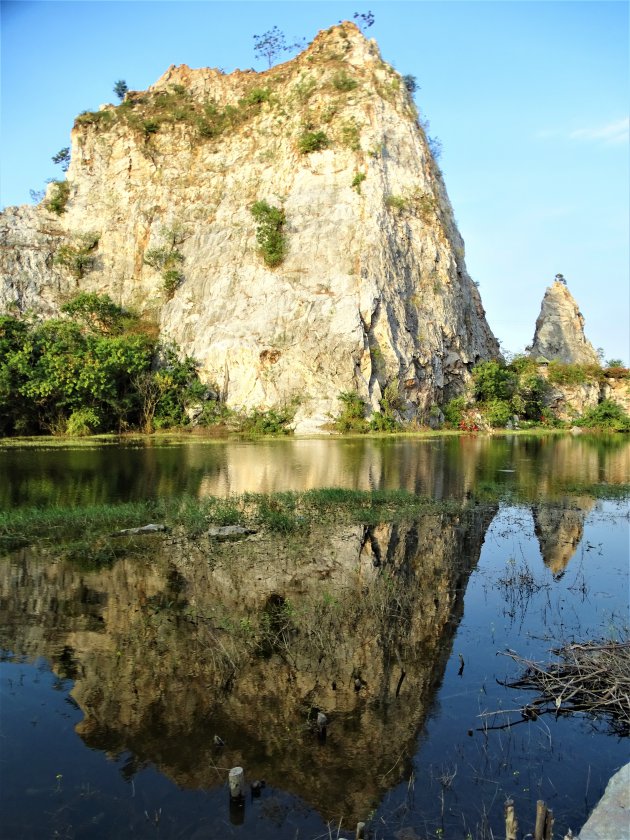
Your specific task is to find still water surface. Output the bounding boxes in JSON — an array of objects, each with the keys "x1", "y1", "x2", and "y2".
[{"x1": 0, "y1": 435, "x2": 628, "y2": 839}]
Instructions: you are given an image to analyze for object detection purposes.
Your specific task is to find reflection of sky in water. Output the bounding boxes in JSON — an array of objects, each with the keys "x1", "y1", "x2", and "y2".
[{"x1": 0, "y1": 496, "x2": 627, "y2": 838}]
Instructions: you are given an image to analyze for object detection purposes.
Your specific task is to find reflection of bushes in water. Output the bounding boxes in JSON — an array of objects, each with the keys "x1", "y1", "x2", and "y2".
[{"x1": 257, "y1": 594, "x2": 295, "y2": 658}]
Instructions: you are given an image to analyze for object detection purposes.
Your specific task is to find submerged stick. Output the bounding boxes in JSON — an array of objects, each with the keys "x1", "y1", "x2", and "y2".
[
  {"x1": 228, "y1": 766, "x2": 246, "y2": 800},
  {"x1": 504, "y1": 798, "x2": 518, "y2": 840},
  {"x1": 535, "y1": 799, "x2": 547, "y2": 840}
]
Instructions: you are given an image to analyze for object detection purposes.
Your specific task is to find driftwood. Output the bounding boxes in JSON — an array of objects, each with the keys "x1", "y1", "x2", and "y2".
[{"x1": 487, "y1": 640, "x2": 630, "y2": 736}]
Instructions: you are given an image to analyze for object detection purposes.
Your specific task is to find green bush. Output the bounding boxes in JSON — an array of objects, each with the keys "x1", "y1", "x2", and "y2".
[
  {"x1": 0, "y1": 295, "x2": 210, "y2": 437},
  {"x1": 251, "y1": 201, "x2": 286, "y2": 267},
  {"x1": 162, "y1": 269, "x2": 183, "y2": 297},
  {"x1": 370, "y1": 382, "x2": 403, "y2": 431},
  {"x1": 443, "y1": 396, "x2": 467, "y2": 427},
  {"x1": 144, "y1": 231, "x2": 186, "y2": 294},
  {"x1": 46, "y1": 181, "x2": 71, "y2": 215},
  {"x1": 60, "y1": 292, "x2": 128, "y2": 335},
  {"x1": 403, "y1": 74, "x2": 418, "y2": 94},
  {"x1": 483, "y1": 398, "x2": 512, "y2": 428},
  {"x1": 241, "y1": 87, "x2": 271, "y2": 106},
  {"x1": 238, "y1": 404, "x2": 296, "y2": 436},
  {"x1": 66, "y1": 407, "x2": 102, "y2": 436},
  {"x1": 331, "y1": 71, "x2": 358, "y2": 92},
  {"x1": 577, "y1": 400, "x2": 630, "y2": 432},
  {"x1": 142, "y1": 119, "x2": 160, "y2": 136},
  {"x1": 298, "y1": 130, "x2": 329, "y2": 154},
  {"x1": 472, "y1": 360, "x2": 516, "y2": 402},
  {"x1": 334, "y1": 391, "x2": 368, "y2": 432}
]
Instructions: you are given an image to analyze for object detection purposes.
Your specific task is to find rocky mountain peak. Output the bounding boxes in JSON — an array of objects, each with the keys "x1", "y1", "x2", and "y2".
[
  {"x1": 0, "y1": 22, "x2": 500, "y2": 433},
  {"x1": 529, "y1": 280, "x2": 599, "y2": 365}
]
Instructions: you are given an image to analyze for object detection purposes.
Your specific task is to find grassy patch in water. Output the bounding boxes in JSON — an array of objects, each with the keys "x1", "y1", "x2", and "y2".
[{"x1": 1, "y1": 483, "x2": 627, "y2": 552}]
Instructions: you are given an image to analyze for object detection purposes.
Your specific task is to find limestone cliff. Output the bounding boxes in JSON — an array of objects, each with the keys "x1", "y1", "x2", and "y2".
[
  {"x1": 0, "y1": 22, "x2": 499, "y2": 433},
  {"x1": 529, "y1": 280, "x2": 599, "y2": 365}
]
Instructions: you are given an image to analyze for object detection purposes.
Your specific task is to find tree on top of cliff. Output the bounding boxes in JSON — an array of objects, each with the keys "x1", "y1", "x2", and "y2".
[
  {"x1": 353, "y1": 10, "x2": 375, "y2": 31},
  {"x1": 113, "y1": 80, "x2": 128, "y2": 101},
  {"x1": 253, "y1": 26, "x2": 306, "y2": 68}
]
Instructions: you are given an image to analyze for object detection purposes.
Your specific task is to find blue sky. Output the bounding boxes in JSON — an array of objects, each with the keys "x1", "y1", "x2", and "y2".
[{"x1": 1, "y1": 1, "x2": 628, "y2": 362}]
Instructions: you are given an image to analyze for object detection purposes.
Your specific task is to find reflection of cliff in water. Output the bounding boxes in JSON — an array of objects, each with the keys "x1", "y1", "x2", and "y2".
[
  {"x1": 532, "y1": 498, "x2": 595, "y2": 577},
  {"x1": 0, "y1": 506, "x2": 495, "y2": 823},
  {"x1": 2, "y1": 435, "x2": 629, "y2": 508}
]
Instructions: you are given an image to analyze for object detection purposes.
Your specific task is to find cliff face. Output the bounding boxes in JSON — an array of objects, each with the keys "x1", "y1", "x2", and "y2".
[
  {"x1": 0, "y1": 22, "x2": 499, "y2": 432},
  {"x1": 529, "y1": 280, "x2": 599, "y2": 365}
]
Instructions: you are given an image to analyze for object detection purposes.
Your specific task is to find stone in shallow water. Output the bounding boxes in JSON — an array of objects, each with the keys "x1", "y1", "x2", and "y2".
[
  {"x1": 112, "y1": 523, "x2": 169, "y2": 535},
  {"x1": 207, "y1": 525, "x2": 256, "y2": 540}
]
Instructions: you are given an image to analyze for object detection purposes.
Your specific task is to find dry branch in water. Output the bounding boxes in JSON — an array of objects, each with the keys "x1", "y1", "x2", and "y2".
[{"x1": 486, "y1": 639, "x2": 630, "y2": 736}]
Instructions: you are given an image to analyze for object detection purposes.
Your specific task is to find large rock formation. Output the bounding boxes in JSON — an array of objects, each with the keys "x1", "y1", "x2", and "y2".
[
  {"x1": 0, "y1": 22, "x2": 499, "y2": 433},
  {"x1": 529, "y1": 280, "x2": 599, "y2": 365}
]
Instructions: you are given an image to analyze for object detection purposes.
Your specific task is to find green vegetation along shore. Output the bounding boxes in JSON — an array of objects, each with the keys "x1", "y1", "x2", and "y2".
[{"x1": 1, "y1": 294, "x2": 629, "y2": 438}]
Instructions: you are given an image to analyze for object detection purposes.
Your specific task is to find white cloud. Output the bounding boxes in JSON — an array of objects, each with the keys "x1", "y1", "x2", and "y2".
[{"x1": 569, "y1": 117, "x2": 629, "y2": 146}]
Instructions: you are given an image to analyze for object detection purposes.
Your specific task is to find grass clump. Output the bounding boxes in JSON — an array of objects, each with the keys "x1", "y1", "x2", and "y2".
[
  {"x1": 384, "y1": 194, "x2": 407, "y2": 212},
  {"x1": 3, "y1": 483, "x2": 629, "y2": 552},
  {"x1": 251, "y1": 201, "x2": 286, "y2": 267},
  {"x1": 75, "y1": 109, "x2": 114, "y2": 129},
  {"x1": 351, "y1": 172, "x2": 366, "y2": 193},
  {"x1": 298, "y1": 130, "x2": 329, "y2": 154},
  {"x1": 339, "y1": 119, "x2": 361, "y2": 151},
  {"x1": 331, "y1": 71, "x2": 358, "y2": 92},
  {"x1": 293, "y1": 75, "x2": 317, "y2": 103}
]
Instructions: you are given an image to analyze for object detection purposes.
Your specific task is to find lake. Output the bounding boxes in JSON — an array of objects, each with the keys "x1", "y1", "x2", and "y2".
[{"x1": 0, "y1": 434, "x2": 628, "y2": 839}]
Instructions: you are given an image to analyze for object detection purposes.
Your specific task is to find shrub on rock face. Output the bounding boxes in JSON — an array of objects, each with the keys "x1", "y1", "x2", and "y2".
[
  {"x1": 46, "y1": 181, "x2": 70, "y2": 215},
  {"x1": 250, "y1": 201, "x2": 286, "y2": 267},
  {"x1": 298, "y1": 130, "x2": 329, "y2": 154}
]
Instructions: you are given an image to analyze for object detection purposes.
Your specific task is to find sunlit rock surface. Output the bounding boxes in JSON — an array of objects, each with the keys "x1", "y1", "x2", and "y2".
[
  {"x1": 579, "y1": 762, "x2": 630, "y2": 840},
  {"x1": 529, "y1": 280, "x2": 599, "y2": 365},
  {"x1": 0, "y1": 23, "x2": 500, "y2": 433}
]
